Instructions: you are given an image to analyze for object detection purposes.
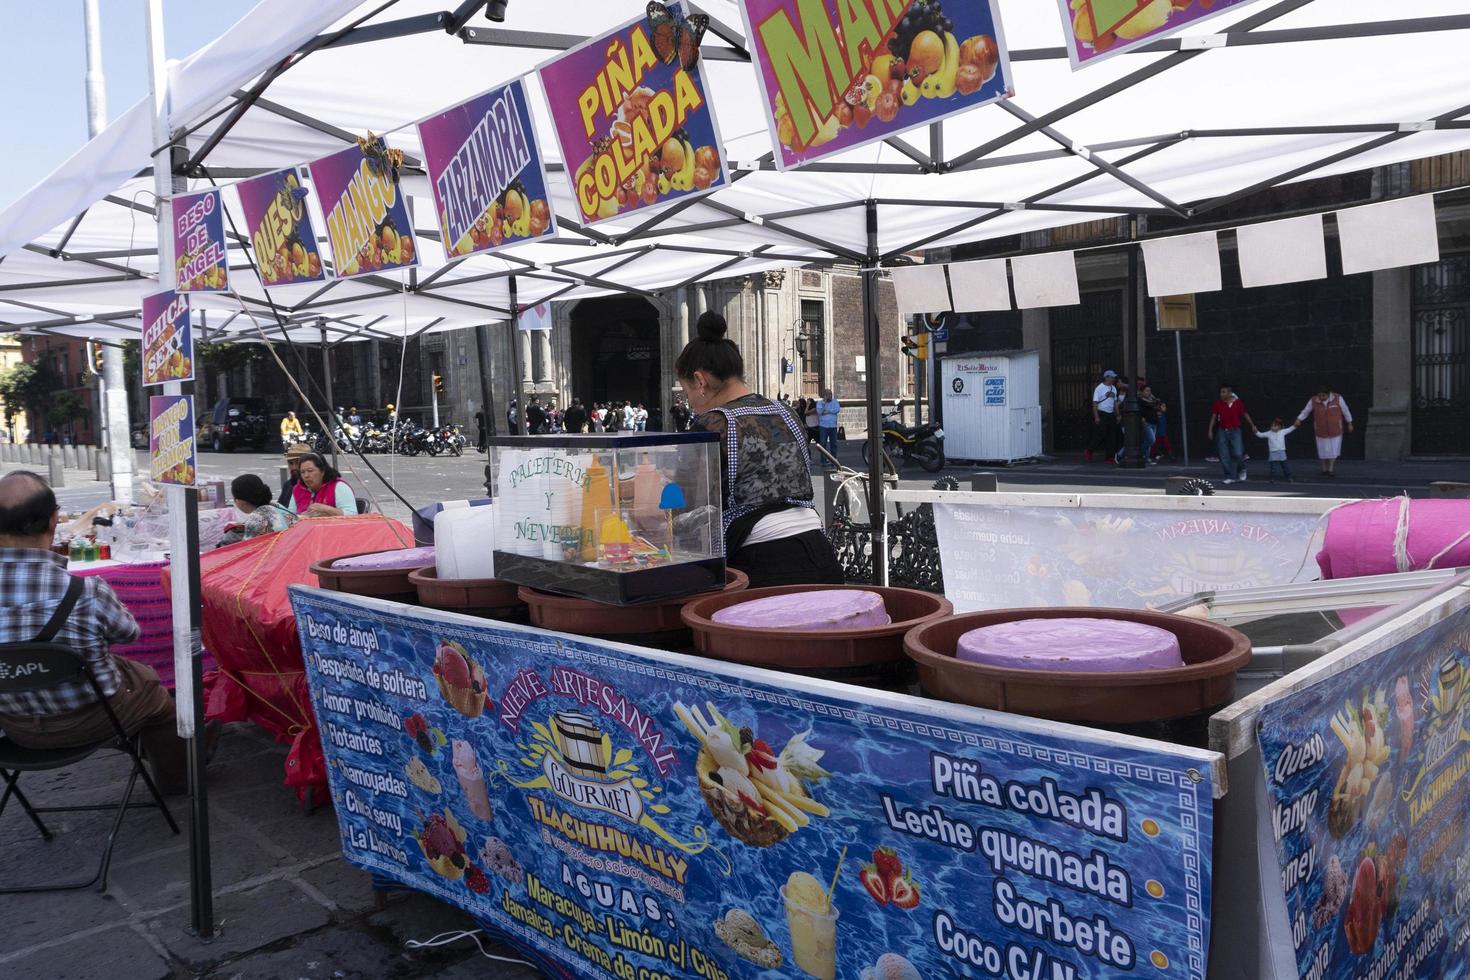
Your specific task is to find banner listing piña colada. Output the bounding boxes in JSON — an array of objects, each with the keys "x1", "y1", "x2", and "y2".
[{"x1": 296, "y1": 587, "x2": 1218, "y2": 980}]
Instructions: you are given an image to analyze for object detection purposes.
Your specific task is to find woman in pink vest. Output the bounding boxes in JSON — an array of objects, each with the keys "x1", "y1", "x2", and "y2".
[
  {"x1": 1295, "y1": 385, "x2": 1353, "y2": 478},
  {"x1": 287, "y1": 452, "x2": 358, "y2": 517}
]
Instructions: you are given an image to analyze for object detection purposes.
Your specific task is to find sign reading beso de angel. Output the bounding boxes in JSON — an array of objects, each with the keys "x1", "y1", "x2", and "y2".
[
  {"x1": 741, "y1": 0, "x2": 1012, "y2": 170},
  {"x1": 538, "y1": 1, "x2": 729, "y2": 226}
]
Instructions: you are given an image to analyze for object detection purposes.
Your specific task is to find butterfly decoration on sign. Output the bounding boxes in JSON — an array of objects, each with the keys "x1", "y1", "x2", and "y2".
[
  {"x1": 646, "y1": 1, "x2": 708, "y2": 73},
  {"x1": 356, "y1": 131, "x2": 405, "y2": 184}
]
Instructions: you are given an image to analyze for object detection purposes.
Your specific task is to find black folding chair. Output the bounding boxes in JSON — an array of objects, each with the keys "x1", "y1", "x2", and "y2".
[{"x1": 0, "y1": 577, "x2": 180, "y2": 893}]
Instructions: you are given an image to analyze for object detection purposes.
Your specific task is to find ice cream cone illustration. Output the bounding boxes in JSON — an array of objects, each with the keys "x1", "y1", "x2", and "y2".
[{"x1": 452, "y1": 739, "x2": 493, "y2": 821}]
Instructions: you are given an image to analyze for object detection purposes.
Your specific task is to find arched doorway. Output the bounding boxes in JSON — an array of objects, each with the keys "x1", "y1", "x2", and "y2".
[{"x1": 570, "y1": 296, "x2": 662, "y2": 414}]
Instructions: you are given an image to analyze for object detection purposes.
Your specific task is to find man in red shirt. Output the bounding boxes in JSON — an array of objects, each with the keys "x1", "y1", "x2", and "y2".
[{"x1": 1207, "y1": 384, "x2": 1256, "y2": 484}]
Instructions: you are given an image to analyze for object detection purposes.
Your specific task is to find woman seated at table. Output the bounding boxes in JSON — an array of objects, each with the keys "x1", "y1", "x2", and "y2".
[
  {"x1": 287, "y1": 453, "x2": 358, "y2": 517},
  {"x1": 226, "y1": 474, "x2": 294, "y2": 543}
]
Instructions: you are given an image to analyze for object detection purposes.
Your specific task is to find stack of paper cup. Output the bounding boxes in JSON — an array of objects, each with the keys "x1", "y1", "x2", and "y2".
[
  {"x1": 540, "y1": 453, "x2": 563, "y2": 560},
  {"x1": 493, "y1": 449, "x2": 518, "y2": 553},
  {"x1": 517, "y1": 451, "x2": 542, "y2": 557}
]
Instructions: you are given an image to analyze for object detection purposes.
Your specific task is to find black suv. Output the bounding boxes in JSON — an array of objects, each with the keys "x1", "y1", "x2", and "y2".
[{"x1": 200, "y1": 397, "x2": 270, "y2": 452}]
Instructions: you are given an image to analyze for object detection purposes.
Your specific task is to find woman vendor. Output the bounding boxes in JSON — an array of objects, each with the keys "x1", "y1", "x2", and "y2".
[
  {"x1": 288, "y1": 453, "x2": 358, "y2": 517},
  {"x1": 278, "y1": 442, "x2": 313, "y2": 507},
  {"x1": 677, "y1": 312, "x2": 843, "y2": 587}
]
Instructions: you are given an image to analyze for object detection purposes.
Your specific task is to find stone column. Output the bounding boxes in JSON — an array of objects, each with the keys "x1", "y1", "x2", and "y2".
[
  {"x1": 1366, "y1": 267, "x2": 1412, "y2": 461},
  {"x1": 1021, "y1": 308, "x2": 1053, "y2": 453},
  {"x1": 518, "y1": 330, "x2": 534, "y2": 394},
  {"x1": 533, "y1": 329, "x2": 553, "y2": 386}
]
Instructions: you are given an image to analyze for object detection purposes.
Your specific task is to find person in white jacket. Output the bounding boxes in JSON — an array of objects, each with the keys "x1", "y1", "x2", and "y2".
[{"x1": 1252, "y1": 417, "x2": 1297, "y2": 483}]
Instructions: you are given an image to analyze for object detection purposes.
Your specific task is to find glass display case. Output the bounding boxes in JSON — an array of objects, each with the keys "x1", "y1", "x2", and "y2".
[{"x1": 488, "y1": 432, "x2": 724, "y2": 605}]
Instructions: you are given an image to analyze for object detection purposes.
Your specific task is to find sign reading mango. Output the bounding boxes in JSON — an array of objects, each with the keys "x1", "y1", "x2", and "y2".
[
  {"x1": 307, "y1": 142, "x2": 418, "y2": 280},
  {"x1": 149, "y1": 394, "x2": 197, "y2": 487},
  {"x1": 741, "y1": 0, "x2": 1011, "y2": 170},
  {"x1": 539, "y1": 1, "x2": 728, "y2": 225}
]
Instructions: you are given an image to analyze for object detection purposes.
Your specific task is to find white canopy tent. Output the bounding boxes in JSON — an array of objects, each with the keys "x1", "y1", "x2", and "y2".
[{"x1": 7, "y1": 1, "x2": 1470, "y2": 333}]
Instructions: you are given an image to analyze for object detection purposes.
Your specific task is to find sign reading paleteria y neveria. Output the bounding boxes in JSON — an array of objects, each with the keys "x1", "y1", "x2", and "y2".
[
  {"x1": 235, "y1": 167, "x2": 326, "y2": 286},
  {"x1": 419, "y1": 81, "x2": 557, "y2": 258},
  {"x1": 741, "y1": 0, "x2": 1012, "y2": 170},
  {"x1": 308, "y1": 138, "x2": 419, "y2": 280},
  {"x1": 538, "y1": 1, "x2": 729, "y2": 226}
]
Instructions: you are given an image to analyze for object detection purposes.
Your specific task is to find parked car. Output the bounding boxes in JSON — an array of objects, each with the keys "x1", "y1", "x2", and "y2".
[{"x1": 199, "y1": 397, "x2": 270, "y2": 452}]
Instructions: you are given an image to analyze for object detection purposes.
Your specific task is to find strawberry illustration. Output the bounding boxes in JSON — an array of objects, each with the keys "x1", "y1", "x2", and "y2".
[
  {"x1": 745, "y1": 737, "x2": 778, "y2": 772},
  {"x1": 859, "y1": 863, "x2": 889, "y2": 905},
  {"x1": 404, "y1": 713, "x2": 434, "y2": 753},
  {"x1": 873, "y1": 847, "x2": 903, "y2": 889},
  {"x1": 890, "y1": 870, "x2": 921, "y2": 910},
  {"x1": 466, "y1": 866, "x2": 489, "y2": 894}
]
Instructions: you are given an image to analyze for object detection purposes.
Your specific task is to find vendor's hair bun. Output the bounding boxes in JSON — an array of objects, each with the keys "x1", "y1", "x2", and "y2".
[
  {"x1": 695, "y1": 311, "x2": 728, "y2": 342},
  {"x1": 677, "y1": 311, "x2": 743, "y2": 382}
]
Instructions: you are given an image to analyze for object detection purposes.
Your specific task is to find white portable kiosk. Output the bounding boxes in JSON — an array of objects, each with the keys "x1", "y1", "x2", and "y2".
[{"x1": 939, "y1": 351, "x2": 1042, "y2": 464}]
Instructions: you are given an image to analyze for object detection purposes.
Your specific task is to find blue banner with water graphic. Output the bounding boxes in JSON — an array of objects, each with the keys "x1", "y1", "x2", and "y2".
[
  {"x1": 292, "y1": 586, "x2": 1217, "y2": 980},
  {"x1": 1257, "y1": 603, "x2": 1470, "y2": 980}
]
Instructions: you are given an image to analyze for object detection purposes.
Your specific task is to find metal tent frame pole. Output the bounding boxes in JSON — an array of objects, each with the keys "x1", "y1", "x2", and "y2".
[
  {"x1": 861, "y1": 200, "x2": 886, "y2": 584},
  {"x1": 508, "y1": 274, "x2": 527, "y2": 435},
  {"x1": 320, "y1": 321, "x2": 338, "y2": 470},
  {"x1": 145, "y1": 0, "x2": 212, "y2": 940}
]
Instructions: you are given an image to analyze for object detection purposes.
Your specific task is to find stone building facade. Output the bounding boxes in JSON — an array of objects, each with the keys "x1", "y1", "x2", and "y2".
[{"x1": 931, "y1": 158, "x2": 1470, "y2": 461}]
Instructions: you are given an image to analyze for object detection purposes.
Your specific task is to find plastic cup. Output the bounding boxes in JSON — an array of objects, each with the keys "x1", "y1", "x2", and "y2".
[{"x1": 781, "y1": 883, "x2": 838, "y2": 980}]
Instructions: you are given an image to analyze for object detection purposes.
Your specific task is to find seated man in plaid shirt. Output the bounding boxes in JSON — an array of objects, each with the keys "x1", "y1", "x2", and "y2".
[{"x1": 0, "y1": 471, "x2": 187, "y2": 794}]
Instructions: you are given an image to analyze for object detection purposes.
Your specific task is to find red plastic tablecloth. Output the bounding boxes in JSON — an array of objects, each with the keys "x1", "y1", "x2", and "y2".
[{"x1": 164, "y1": 515, "x2": 415, "y2": 802}]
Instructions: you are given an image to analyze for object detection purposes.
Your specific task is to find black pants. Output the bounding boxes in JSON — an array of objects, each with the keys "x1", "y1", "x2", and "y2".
[
  {"x1": 729, "y1": 529, "x2": 845, "y2": 588},
  {"x1": 1086, "y1": 415, "x2": 1119, "y2": 457}
]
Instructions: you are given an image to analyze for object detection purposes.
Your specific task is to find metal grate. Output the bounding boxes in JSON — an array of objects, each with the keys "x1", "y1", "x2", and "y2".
[{"x1": 1411, "y1": 254, "x2": 1470, "y2": 455}]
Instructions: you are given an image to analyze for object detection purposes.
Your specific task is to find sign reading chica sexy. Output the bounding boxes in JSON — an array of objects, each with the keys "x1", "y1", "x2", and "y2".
[
  {"x1": 741, "y1": 0, "x2": 1012, "y2": 170},
  {"x1": 296, "y1": 586, "x2": 1218, "y2": 980}
]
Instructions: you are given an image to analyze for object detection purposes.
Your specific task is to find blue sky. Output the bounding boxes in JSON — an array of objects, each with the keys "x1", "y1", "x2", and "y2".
[{"x1": 0, "y1": 0, "x2": 259, "y2": 212}]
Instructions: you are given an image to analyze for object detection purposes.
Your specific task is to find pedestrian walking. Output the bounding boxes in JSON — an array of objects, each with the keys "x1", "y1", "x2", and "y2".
[
  {"x1": 815, "y1": 388, "x2": 841, "y2": 466},
  {"x1": 1252, "y1": 417, "x2": 1297, "y2": 483},
  {"x1": 1138, "y1": 382, "x2": 1160, "y2": 466},
  {"x1": 1207, "y1": 384, "x2": 1256, "y2": 484},
  {"x1": 1085, "y1": 370, "x2": 1121, "y2": 463},
  {"x1": 1295, "y1": 385, "x2": 1353, "y2": 478}
]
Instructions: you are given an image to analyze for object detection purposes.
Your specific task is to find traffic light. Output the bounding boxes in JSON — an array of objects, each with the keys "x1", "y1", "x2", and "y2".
[
  {"x1": 900, "y1": 335, "x2": 918, "y2": 358},
  {"x1": 915, "y1": 332, "x2": 929, "y2": 361},
  {"x1": 432, "y1": 373, "x2": 445, "y2": 395},
  {"x1": 87, "y1": 341, "x2": 104, "y2": 374}
]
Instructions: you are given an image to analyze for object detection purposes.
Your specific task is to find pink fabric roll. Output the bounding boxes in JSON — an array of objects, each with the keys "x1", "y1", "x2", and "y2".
[
  {"x1": 331, "y1": 546, "x2": 436, "y2": 570},
  {"x1": 712, "y1": 590, "x2": 891, "y2": 630},
  {"x1": 1316, "y1": 499, "x2": 1470, "y2": 580}
]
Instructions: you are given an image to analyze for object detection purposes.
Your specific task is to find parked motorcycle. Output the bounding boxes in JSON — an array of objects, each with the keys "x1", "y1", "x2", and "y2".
[{"x1": 860, "y1": 409, "x2": 945, "y2": 473}]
